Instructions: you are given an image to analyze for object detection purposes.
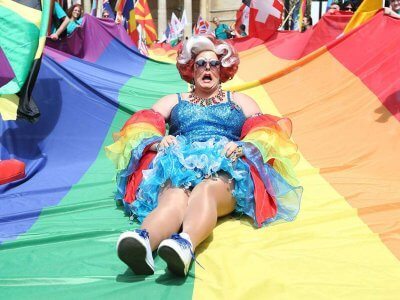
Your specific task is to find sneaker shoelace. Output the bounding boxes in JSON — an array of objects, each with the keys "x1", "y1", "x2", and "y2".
[
  {"x1": 134, "y1": 229, "x2": 149, "y2": 240},
  {"x1": 170, "y1": 234, "x2": 205, "y2": 270}
]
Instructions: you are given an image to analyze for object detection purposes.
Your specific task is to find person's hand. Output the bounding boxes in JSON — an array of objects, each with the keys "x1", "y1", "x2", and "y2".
[
  {"x1": 49, "y1": 33, "x2": 59, "y2": 40},
  {"x1": 384, "y1": 7, "x2": 391, "y2": 15},
  {"x1": 115, "y1": 13, "x2": 123, "y2": 25},
  {"x1": 223, "y1": 141, "x2": 243, "y2": 161},
  {"x1": 157, "y1": 135, "x2": 177, "y2": 150}
]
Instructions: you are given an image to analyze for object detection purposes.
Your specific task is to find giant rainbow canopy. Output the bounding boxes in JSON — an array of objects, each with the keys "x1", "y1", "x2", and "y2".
[{"x1": 1, "y1": 4, "x2": 400, "y2": 299}]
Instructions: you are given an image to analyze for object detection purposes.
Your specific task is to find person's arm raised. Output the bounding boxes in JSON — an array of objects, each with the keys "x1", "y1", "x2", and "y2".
[{"x1": 49, "y1": 16, "x2": 70, "y2": 40}]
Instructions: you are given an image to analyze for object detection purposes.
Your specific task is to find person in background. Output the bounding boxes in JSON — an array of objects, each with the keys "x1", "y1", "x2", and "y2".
[
  {"x1": 301, "y1": 15, "x2": 313, "y2": 32},
  {"x1": 232, "y1": 23, "x2": 247, "y2": 38},
  {"x1": 327, "y1": 2, "x2": 341, "y2": 14},
  {"x1": 212, "y1": 17, "x2": 232, "y2": 40},
  {"x1": 66, "y1": 4, "x2": 83, "y2": 35},
  {"x1": 341, "y1": 1, "x2": 356, "y2": 12},
  {"x1": 384, "y1": 0, "x2": 400, "y2": 18},
  {"x1": 238, "y1": 24, "x2": 247, "y2": 37},
  {"x1": 102, "y1": 9, "x2": 110, "y2": 19},
  {"x1": 49, "y1": 1, "x2": 70, "y2": 40}
]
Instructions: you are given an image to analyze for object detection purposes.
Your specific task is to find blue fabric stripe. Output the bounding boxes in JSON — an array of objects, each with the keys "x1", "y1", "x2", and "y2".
[{"x1": 0, "y1": 43, "x2": 146, "y2": 243}]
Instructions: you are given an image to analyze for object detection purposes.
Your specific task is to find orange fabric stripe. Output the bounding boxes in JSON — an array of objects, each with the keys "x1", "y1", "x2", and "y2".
[{"x1": 259, "y1": 51, "x2": 400, "y2": 258}]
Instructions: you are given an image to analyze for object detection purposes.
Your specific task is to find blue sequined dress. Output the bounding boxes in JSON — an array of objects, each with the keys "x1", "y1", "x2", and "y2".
[
  {"x1": 132, "y1": 92, "x2": 258, "y2": 222},
  {"x1": 130, "y1": 92, "x2": 301, "y2": 226}
]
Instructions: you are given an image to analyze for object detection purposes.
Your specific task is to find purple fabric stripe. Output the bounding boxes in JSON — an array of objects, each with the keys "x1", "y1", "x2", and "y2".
[
  {"x1": 0, "y1": 46, "x2": 15, "y2": 88},
  {"x1": 46, "y1": 14, "x2": 136, "y2": 63}
]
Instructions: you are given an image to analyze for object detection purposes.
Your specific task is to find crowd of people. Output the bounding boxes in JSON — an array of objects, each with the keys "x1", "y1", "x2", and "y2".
[
  {"x1": 326, "y1": 0, "x2": 360, "y2": 14},
  {"x1": 48, "y1": 0, "x2": 400, "y2": 42},
  {"x1": 326, "y1": 0, "x2": 399, "y2": 16},
  {"x1": 299, "y1": 0, "x2": 400, "y2": 32}
]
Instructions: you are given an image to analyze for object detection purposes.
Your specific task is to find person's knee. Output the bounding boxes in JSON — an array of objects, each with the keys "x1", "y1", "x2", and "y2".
[
  {"x1": 158, "y1": 189, "x2": 188, "y2": 211},
  {"x1": 189, "y1": 180, "x2": 224, "y2": 210},
  {"x1": 191, "y1": 179, "x2": 218, "y2": 198}
]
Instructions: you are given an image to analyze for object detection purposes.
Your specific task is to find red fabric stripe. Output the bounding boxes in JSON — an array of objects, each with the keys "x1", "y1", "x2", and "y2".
[
  {"x1": 246, "y1": 159, "x2": 277, "y2": 227},
  {"x1": 329, "y1": 13, "x2": 400, "y2": 122},
  {"x1": 124, "y1": 145, "x2": 157, "y2": 203},
  {"x1": 259, "y1": 12, "x2": 352, "y2": 60}
]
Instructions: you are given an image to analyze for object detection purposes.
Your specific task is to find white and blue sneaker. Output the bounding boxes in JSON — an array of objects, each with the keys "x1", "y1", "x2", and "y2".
[
  {"x1": 157, "y1": 232, "x2": 194, "y2": 277},
  {"x1": 116, "y1": 229, "x2": 154, "y2": 275}
]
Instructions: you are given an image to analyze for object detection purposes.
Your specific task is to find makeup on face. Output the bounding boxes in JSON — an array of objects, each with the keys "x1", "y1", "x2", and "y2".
[
  {"x1": 193, "y1": 51, "x2": 221, "y2": 88},
  {"x1": 195, "y1": 59, "x2": 221, "y2": 70}
]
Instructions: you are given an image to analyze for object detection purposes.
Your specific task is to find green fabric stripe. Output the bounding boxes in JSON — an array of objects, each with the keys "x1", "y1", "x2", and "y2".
[
  {"x1": 0, "y1": 5, "x2": 40, "y2": 94},
  {"x1": 39, "y1": 0, "x2": 50, "y2": 38},
  {"x1": 0, "y1": 60, "x2": 192, "y2": 299}
]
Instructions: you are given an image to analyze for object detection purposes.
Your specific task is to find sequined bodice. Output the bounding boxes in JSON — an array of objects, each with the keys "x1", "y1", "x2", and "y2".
[{"x1": 169, "y1": 91, "x2": 246, "y2": 142}]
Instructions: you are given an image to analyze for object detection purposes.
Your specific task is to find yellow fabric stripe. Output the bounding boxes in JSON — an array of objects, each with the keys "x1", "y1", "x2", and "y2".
[
  {"x1": 194, "y1": 158, "x2": 400, "y2": 298},
  {"x1": 148, "y1": 51, "x2": 176, "y2": 63},
  {"x1": 129, "y1": 10, "x2": 137, "y2": 32},
  {"x1": 105, "y1": 122, "x2": 161, "y2": 171},
  {"x1": 145, "y1": 24, "x2": 157, "y2": 35},
  {"x1": 34, "y1": 36, "x2": 46, "y2": 60},
  {"x1": 135, "y1": 2, "x2": 144, "y2": 12},
  {"x1": 0, "y1": 94, "x2": 19, "y2": 120},
  {"x1": 0, "y1": 0, "x2": 41, "y2": 29}
]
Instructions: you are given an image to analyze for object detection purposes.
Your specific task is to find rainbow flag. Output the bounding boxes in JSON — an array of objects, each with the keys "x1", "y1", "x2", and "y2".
[{"x1": 1, "y1": 12, "x2": 400, "y2": 299}]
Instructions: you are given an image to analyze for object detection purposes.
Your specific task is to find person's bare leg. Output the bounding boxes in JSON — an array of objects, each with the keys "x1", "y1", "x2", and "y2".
[
  {"x1": 182, "y1": 175, "x2": 236, "y2": 249},
  {"x1": 117, "y1": 184, "x2": 189, "y2": 275},
  {"x1": 141, "y1": 185, "x2": 189, "y2": 250}
]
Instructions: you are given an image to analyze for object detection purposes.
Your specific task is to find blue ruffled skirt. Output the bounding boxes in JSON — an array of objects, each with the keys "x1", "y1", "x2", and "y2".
[
  {"x1": 132, "y1": 136, "x2": 256, "y2": 223},
  {"x1": 130, "y1": 136, "x2": 301, "y2": 226}
]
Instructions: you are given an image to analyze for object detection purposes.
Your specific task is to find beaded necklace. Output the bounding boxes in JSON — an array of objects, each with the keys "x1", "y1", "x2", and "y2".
[{"x1": 188, "y1": 86, "x2": 225, "y2": 106}]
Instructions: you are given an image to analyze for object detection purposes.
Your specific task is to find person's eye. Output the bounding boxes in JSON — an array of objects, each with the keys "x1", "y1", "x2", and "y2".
[
  {"x1": 210, "y1": 60, "x2": 221, "y2": 67},
  {"x1": 196, "y1": 60, "x2": 207, "y2": 67}
]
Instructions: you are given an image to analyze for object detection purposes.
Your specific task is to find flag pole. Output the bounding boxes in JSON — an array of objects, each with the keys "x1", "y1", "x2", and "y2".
[{"x1": 281, "y1": 0, "x2": 300, "y2": 29}]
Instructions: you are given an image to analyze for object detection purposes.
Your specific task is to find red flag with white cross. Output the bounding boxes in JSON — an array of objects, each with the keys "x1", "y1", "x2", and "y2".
[{"x1": 249, "y1": 0, "x2": 283, "y2": 40}]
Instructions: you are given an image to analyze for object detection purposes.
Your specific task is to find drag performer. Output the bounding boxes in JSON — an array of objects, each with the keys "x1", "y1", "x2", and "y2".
[{"x1": 106, "y1": 35, "x2": 302, "y2": 277}]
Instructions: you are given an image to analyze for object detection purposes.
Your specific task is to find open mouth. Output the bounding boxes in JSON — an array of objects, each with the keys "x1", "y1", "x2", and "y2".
[{"x1": 202, "y1": 74, "x2": 212, "y2": 82}]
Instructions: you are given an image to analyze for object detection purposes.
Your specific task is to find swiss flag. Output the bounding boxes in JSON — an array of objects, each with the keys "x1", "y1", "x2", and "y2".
[{"x1": 249, "y1": 0, "x2": 283, "y2": 40}]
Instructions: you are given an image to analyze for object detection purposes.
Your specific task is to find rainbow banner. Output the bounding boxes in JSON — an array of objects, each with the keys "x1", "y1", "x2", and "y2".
[{"x1": 1, "y1": 12, "x2": 400, "y2": 299}]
